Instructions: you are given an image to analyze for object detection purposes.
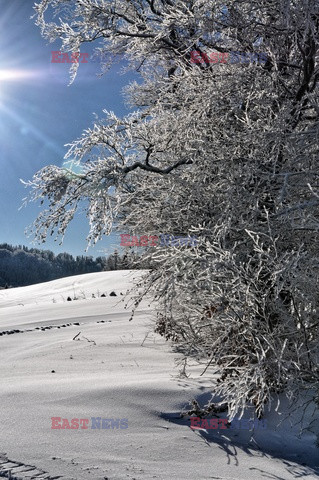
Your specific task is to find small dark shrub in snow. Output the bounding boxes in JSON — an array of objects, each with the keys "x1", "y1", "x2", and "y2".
[
  {"x1": 109, "y1": 291, "x2": 117, "y2": 296},
  {"x1": 67, "y1": 296, "x2": 72, "y2": 301}
]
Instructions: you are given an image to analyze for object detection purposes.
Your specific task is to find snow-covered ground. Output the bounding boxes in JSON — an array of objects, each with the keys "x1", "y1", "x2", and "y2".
[{"x1": 0, "y1": 271, "x2": 318, "y2": 480}]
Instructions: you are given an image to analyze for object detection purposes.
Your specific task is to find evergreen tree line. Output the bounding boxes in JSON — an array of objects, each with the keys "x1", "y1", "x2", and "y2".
[{"x1": 0, "y1": 243, "x2": 144, "y2": 288}]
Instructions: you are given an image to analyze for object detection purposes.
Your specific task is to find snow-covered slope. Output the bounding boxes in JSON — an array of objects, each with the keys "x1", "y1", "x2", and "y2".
[
  {"x1": 0, "y1": 271, "x2": 318, "y2": 480},
  {"x1": 0, "y1": 270, "x2": 143, "y2": 308}
]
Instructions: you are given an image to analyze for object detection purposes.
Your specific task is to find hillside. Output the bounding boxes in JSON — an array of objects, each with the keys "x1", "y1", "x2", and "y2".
[{"x1": 0, "y1": 271, "x2": 318, "y2": 480}]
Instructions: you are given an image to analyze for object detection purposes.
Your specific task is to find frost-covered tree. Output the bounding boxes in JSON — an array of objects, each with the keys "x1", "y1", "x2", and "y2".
[{"x1": 26, "y1": 0, "x2": 319, "y2": 421}]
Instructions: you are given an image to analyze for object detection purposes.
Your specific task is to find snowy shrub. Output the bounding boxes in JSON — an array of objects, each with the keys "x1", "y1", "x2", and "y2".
[{"x1": 27, "y1": 0, "x2": 319, "y2": 422}]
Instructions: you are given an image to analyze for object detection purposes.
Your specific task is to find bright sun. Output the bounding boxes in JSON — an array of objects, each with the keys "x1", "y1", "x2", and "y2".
[
  {"x1": 0, "y1": 69, "x2": 44, "y2": 105},
  {"x1": 0, "y1": 69, "x2": 38, "y2": 82},
  {"x1": 0, "y1": 70, "x2": 38, "y2": 101}
]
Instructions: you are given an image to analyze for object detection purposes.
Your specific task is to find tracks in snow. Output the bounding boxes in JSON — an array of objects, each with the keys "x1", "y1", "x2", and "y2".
[{"x1": 0, "y1": 452, "x2": 64, "y2": 480}]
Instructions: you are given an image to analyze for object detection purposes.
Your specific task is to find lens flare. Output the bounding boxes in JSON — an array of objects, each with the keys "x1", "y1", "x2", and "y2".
[{"x1": 0, "y1": 69, "x2": 40, "y2": 82}]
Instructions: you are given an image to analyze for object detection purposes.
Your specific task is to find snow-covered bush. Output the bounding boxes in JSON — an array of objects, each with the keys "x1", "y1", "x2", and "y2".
[{"x1": 26, "y1": 0, "x2": 319, "y2": 421}]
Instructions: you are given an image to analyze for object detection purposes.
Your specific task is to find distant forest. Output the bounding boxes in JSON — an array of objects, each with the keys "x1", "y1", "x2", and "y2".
[{"x1": 0, "y1": 243, "x2": 140, "y2": 288}]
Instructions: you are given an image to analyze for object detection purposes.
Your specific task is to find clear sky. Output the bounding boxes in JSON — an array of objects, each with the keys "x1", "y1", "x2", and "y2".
[{"x1": 0, "y1": 0, "x2": 134, "y2": 257}]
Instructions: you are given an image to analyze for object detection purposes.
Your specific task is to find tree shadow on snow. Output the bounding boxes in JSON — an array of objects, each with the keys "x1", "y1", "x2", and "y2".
[{"x1": 160, "y1": 391, "x2": 319, "y2": 479}]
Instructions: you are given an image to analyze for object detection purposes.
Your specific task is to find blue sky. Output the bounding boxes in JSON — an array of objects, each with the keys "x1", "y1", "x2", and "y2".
[{"x1": 0, "y1": 0, "x2": 134, "y2": 257}]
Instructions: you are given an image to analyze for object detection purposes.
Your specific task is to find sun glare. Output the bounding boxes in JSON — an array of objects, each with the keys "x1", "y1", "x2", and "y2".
[{"x1": 0, "y1": 69, "x2": 39, "y2": 82}]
